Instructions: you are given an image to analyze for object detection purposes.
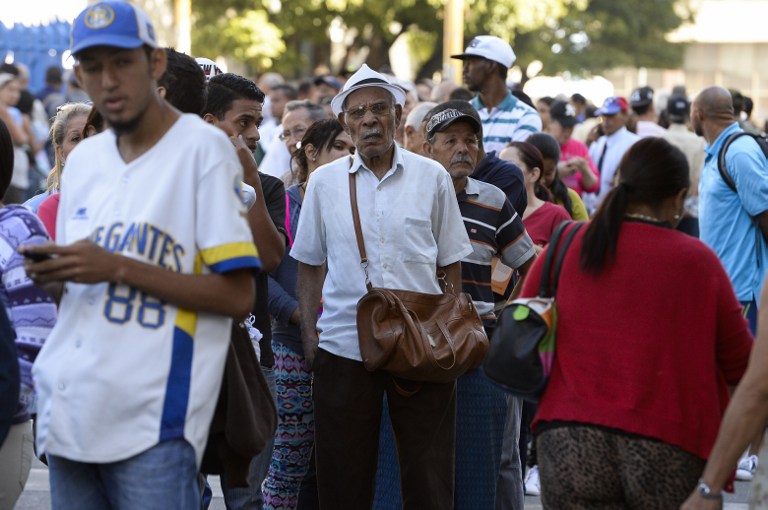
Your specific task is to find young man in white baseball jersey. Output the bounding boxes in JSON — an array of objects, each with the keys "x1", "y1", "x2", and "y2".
[{"x1": 22, "y1": 2, "x2": 260, "y2": 508}]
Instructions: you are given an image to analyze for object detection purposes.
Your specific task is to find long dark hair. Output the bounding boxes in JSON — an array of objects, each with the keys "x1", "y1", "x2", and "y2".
[
  {"x1": 0, "y1": 119, "x2": 13, "y2": 200},
  {"x1": 579, "y1": 137, "x2": 690, "y2": 274},
  {"x1": 506, "y1": 141, "x2": 552, "y2": 202},
  {"x1": 292, "y1": 118, "x2": 345, "y2": 183},
  {"x1": 526, "y1": 132, "x2": 573, "y2": 216}
]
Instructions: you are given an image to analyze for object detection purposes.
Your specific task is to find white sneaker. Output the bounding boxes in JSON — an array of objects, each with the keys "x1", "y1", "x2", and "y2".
[
  {"x1": 737, "y1": 454, "x2": 759, "y2": 481},
  {"x1": 525, "y1": 465, "x2": 541, "y2": 496}
]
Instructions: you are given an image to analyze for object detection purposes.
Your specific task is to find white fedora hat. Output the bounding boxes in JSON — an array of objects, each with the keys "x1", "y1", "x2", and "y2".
[{"x1": 330, "y1": 64, "x2": 406, "y2": 116}]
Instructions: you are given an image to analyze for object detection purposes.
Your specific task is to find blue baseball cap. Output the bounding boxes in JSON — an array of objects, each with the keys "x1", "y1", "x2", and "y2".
[
  {"x1": 594, "y1": 96, "x2": 629, "y2": 117},
  {"x1": 71, "y1": 1, "x2": 158, "y2": 56}
]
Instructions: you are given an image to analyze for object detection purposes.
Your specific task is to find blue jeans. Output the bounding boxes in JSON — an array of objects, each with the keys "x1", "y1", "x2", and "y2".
[
  {"x1": 48, "y1": 439, "x2": 199, "y2": 510},
  {"x1": 495, "y1": 394, "x2": 524, "y2": 510},
  {"x1": 219, "y1": 366, "x2": 277, "y2": 510}
]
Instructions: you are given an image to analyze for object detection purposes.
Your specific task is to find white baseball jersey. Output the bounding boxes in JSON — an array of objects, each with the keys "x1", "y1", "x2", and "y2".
[{"x1": 33, "y1": 114, "x2": 260, "y2": 466}]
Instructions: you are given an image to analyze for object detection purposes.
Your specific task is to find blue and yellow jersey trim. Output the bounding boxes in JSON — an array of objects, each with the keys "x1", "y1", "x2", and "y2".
[{"x1": 199, "y1": 242, "x2": 261, "y2": 274}]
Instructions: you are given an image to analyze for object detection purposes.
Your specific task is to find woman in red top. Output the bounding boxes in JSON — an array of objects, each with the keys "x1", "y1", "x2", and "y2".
[
  {"x1": 520, "y1": 137, "x2": 753, "y2": 508},
  {"x1": 501, "y1": 142, "x2": 570, "y2": 248}
]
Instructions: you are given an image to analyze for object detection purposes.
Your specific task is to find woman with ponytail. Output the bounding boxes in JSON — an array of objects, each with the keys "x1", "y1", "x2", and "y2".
[
  {"x1": 526, "y1": 132, "x2": 589, "y2": 221},
  {"x1": 518, "y1": 137, "x2": 753, "y2": 508},
  {"x1": 262, "y1": 118, "x2": 353, "y2": 508},
  {"x1": 501, "y1": 141, "x2": 570, "y2": 248}
]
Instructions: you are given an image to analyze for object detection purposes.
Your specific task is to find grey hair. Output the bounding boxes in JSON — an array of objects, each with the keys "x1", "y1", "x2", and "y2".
[
  {"x1": 283, "y1": 100, "x2": 327, "y2": 122},
  {"x1": 405, "y1": 101, "x2": 437, "y2": 129}
]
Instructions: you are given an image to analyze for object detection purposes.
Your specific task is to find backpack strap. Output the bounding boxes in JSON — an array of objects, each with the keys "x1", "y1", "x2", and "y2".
[
  {"x1": 717, "y1": 132, "x2": 768, "y2": 193},
  {"x1": 538, "y1": 221, "x2": 569, "y2": 297},
  {"x1": 716, "y1": 131, "x2": 768, "y2": 268}
]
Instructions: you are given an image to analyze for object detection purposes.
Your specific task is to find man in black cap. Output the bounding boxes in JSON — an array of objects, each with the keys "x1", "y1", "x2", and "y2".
[
  {"x1": 423, "y1": 100, "x2": 535, "y2": 510},
  {"x1": 661, "y1": 95, "x2": 705, "y2": 237},
  {"x1": 630, "y1": 86, "x2": 666, "y2": 138}
]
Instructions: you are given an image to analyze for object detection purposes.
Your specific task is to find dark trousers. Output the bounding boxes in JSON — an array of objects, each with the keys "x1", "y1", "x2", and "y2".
[{"x1": 312, "y1": 348, "x2": 456, "y2": 510}]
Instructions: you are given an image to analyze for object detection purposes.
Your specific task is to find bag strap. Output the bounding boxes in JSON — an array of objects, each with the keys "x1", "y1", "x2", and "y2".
[
  {"x1": 537, "y1": 221, "x2": 569, "y2": 297},
  {"x1": 284, "y1": 192, "x2": 294, "y2": 248},
  {"x1": 550, "y1": 223, "x2": 584, "y2": 295},
  {"x1": 538, "y1": 221, "x2": 583, "y2": 298},
  {"x1": 349, "y1": 170, "x2": 373, "y2": 291}
]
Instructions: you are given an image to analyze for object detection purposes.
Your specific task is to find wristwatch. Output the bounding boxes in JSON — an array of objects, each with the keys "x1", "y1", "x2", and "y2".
[{"x1": 696, "y1": 479, "x2": 723, "y2": 500}]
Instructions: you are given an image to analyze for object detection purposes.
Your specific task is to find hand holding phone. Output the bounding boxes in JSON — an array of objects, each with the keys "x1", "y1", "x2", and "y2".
[{"x1": 22, "y1": 250, "x2": 53, "y2": 262}]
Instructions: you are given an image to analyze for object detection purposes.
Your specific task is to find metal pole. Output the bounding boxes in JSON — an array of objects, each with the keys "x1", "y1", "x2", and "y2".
[
  {"x1": 175, "y1": 0, "x2": 192, "y2": 54},
  {"x1": 443, "y1": 0, "x2": 464, "y2": 84}
]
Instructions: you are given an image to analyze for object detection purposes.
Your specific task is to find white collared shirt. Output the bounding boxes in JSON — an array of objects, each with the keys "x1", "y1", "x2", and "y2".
[
  {"x1": 587, "y1": 127, "x2": 640, "y2": 209},
  {"x1": 290, "y1": 145, "x2": 473, "y2": 361}
]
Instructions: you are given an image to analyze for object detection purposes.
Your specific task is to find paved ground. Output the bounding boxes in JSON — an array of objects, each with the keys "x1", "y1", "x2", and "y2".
[{"x1": 16, "y1": 457, "x2": 753, "y2": 509}]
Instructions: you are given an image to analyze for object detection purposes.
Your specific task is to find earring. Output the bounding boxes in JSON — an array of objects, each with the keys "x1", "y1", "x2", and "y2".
[
  {"x1": 311, "y1": 157, "x2": 316, "y2": 162},
  {"x1": 674, "y1": 213, "x2": 681, "y2": 220}
]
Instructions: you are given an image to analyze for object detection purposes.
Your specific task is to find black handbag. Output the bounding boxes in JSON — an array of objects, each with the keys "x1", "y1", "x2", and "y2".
[
  {"x1": 482, "y1": 221, "x2": 583, "y2": 402},
  {"x1": 201, "y1": 321, "x2": 277, "y2": 487}
]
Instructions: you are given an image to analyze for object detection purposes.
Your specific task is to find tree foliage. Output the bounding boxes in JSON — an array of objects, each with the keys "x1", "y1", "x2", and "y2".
[{"x1": 191, "y1": 0, "x2": 691, "y2": 80}]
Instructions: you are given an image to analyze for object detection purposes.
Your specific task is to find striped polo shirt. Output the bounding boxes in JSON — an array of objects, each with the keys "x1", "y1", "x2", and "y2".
[
  {"x1": 471, "y1": 91, "x2": 542, "y2": 154},
  {"x1": 458, "y1": 178, "x2": 536, "y2": 327}
]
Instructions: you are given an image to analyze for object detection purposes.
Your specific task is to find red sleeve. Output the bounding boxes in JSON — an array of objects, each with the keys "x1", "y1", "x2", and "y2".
[
  {"x1": 520, "y1": 245, "x2": 549, "y2": 298},
  {"x1": 37, "y1": 193, "x2": 60, "y2": 241},
  {"x1": 579, "y1": 142, "x2": 600, "y2": 193}
]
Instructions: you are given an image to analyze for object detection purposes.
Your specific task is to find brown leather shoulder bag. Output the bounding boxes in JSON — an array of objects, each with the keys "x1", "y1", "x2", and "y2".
[{"x1": 350, "y1": 171, "x2": 488, "y2": 384}]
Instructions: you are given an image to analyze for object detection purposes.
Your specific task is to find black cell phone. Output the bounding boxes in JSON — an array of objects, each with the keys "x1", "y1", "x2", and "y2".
[{"x1": 23, "y1": 251, "x2": 53, "y2": 262}]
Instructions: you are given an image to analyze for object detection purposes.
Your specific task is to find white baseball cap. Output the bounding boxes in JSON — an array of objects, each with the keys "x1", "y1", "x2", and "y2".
[
  {"x1": 330, "y1": 64, "x2": 406, "y2": 117},
  {"x1": 195, "y1": 57, "x2": 224, "y2": 81},
  {"x1": 451, "y1": 35, "x2": 516, "y2": 69}
]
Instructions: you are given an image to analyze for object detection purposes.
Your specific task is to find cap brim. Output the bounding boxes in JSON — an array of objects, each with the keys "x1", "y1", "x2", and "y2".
[
  {"x1": 594, "y1": 107, "x2": 619, "y2": 116},
  {"x1": 331, "y1": 83, "x2": 406, "y2": 116},
  {"x1": 428, "y1": 115, "x2": 481, "y2": 138},
  {"x1": 72, "y1": 35, "x2": 148, "y2": 56},
  {"x1": 450, "y1": 53, "x2": 472, "y2": 60}
]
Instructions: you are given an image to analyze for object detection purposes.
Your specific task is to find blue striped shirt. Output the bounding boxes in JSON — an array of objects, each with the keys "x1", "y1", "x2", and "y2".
[
  {"x1": 458, "y1": 178, "x2": 535, "y2": 326},
  {"x1": 471, "y1": 91, "x2": 542, "y2": 154}
]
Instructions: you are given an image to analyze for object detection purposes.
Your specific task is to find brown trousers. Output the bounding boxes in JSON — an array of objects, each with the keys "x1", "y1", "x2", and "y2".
[{"x1": 312, "y1": 348, "x2": 456, "y2": 510}]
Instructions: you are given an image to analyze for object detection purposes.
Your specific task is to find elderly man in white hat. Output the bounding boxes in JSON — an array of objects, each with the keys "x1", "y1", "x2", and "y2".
[
  {"x1": 290, "y1": 64, "x2": 472, "y2": 508},
  {"x1": 451, "y1": 35, "x2": 542, "y2": 153}
]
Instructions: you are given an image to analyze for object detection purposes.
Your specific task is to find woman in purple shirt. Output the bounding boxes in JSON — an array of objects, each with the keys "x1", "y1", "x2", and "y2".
[{"x1": 0, "y1": 118, "x2": 57, "y2": 508}]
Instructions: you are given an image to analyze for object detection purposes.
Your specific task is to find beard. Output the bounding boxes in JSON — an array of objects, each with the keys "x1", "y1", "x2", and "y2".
[{"x1": 109, "y1": 113, "x2": 143, "y2": 136}]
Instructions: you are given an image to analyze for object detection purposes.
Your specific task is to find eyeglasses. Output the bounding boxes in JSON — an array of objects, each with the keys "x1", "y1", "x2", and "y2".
[
  {"x1": 279, "y1": 127, "x2": 307, "y2": 142},
  {"x1": 344, "y1": 102, "x2": 392, "y2": 120}
]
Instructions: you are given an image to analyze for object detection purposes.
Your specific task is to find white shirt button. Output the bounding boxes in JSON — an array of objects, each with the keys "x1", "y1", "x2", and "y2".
[
  {"x1": 75, "y1": 340, "x2": 82, "y2": 348},
  {"x1": 58, "y1": 383, "x2": 66, "y2": 391}
]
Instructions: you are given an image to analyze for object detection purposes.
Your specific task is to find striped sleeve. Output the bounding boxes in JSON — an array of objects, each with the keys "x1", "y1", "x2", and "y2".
[{"x1": 497, "y1": 200, "x2": 535, "y2": 269}]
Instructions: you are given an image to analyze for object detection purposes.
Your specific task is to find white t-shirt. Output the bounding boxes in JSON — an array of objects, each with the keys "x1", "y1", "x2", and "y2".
[
  {"x1": 290, "y1": 145, "x2": 472, "y2": 361},
  {"x1": 33, "y1": 114, "x2": 261, "y2": 466}
]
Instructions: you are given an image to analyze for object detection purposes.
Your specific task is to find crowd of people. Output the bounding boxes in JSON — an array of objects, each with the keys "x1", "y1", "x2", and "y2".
[{"x1": 2, "y1": 1, "x2": 768, "y2": 509}]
